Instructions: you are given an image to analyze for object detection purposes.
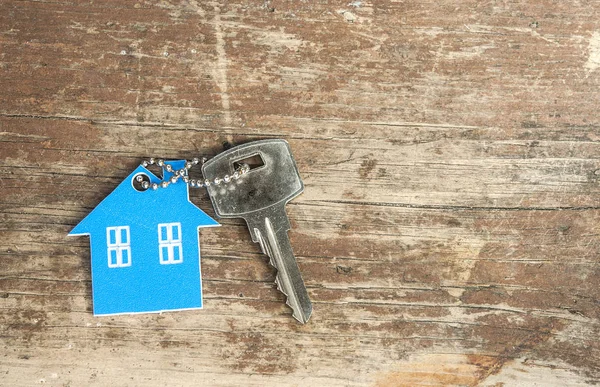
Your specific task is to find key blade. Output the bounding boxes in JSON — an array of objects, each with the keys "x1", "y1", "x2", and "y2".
[{"x1": 250, "y1": 216, "x2": 312, "y2": 324}]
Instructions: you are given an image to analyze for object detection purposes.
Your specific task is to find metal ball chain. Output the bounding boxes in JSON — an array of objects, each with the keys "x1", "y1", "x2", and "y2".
[{"x1": 136, "y1": 157, "x2": 250, "y2": 191}]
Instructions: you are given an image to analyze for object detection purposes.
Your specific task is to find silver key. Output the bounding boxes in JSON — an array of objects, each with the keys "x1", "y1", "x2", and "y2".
[{"x1": 202, "y1": 139, "x2": 312, "y2": 323}]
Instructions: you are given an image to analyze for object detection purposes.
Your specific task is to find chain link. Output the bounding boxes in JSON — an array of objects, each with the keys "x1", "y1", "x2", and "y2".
[{"x1": 136, "y1": 157, "x2": 250, "y2": 191}]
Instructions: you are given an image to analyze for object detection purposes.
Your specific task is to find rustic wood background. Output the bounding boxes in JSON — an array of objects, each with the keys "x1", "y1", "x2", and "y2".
[{"x1": 1, "y1": 0, "x2": 600, "y2": 386}]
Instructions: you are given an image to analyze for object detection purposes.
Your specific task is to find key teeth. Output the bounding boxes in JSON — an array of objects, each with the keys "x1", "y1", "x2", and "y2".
[
  {"x1": 275, "y1": 276, "x2": 289, "y2": 300},
  {"x1": 275, "y1": 275, "x2": 294, "y2": 311},
  {"x1": 274, "y1": 277, "x2": 284, "y2": 293},
  {"x1": 274, "y1": 274, "x2": 312, "y2": 324}
]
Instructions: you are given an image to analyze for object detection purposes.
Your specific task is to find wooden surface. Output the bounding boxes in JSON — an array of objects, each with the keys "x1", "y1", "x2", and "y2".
[{"x1": 1, "y1": 0, "x2": 600, "y2": 385}]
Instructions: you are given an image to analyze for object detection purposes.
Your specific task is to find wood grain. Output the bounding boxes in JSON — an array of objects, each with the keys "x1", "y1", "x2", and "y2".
[{"x1": 1, "y1": 0, "x2": 599, "y2": 385}]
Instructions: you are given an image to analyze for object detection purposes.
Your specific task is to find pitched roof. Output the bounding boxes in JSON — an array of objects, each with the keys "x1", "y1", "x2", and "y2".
[{"x1": 69, "y1": 160, "x2": 219, "y2": 236}]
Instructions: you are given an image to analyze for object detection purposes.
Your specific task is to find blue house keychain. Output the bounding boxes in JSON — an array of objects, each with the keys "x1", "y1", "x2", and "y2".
[
  {"x1": 69, "y1": 139, "x2": 311, "y2": 323},
  {"x1": 69, "y1": 159, "x2": 222, "y2": 315}
]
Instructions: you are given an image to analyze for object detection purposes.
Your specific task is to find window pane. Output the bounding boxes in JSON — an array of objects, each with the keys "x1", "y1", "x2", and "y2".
[
  {"x1": 109, "y1": 229, "x2": 117, "y2": 245},
  {"x1": 172, "y1": 224, "x2": 180, "y2": 241},
  {"x1": 161, "y1": 246, "x2": 169, "y2": 263},
  {"x1": 120, "y1": 228, "x2": 128, "y2": 244},
  {"x1": 160, "y1": 225, "x2": 168, "y2": 242},
  {"x1": 173, "y1": 245, "x2": 181, "y2": 262},
  {"x1": 121, "y1": 248, "x2": 129, "y2": 265},
  {"x1": 109, "y1": 248, "x2": 118, "y2": 266}
]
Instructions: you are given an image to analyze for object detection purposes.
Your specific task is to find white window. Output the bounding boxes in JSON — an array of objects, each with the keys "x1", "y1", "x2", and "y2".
[
  {"x1": 158, "y1": 223, "x2": 183, "y2": 264},
  {"x1": 106, "y1": 226, "x2": 131, "y2": 268}
]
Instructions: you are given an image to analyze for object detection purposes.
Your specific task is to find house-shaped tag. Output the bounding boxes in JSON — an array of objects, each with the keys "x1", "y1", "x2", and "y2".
[{"x1": 69, "y1": 160, "x2": 219, "y2": 316}]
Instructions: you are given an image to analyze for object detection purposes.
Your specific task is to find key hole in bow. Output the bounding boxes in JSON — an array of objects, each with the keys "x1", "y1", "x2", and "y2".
[{"x1": 233, "y1": 153, "x2": 265, "y2": 172}]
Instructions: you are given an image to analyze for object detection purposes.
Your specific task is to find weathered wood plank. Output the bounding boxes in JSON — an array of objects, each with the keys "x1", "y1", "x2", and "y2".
[{"x1": 1, "y1": 0, "x2": 599, "y2": 385}]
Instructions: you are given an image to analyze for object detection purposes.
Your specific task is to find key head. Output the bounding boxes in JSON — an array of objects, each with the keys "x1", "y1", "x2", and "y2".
[{"x1": 202, "y1": 139, "x2": 304, "y2": 218}]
